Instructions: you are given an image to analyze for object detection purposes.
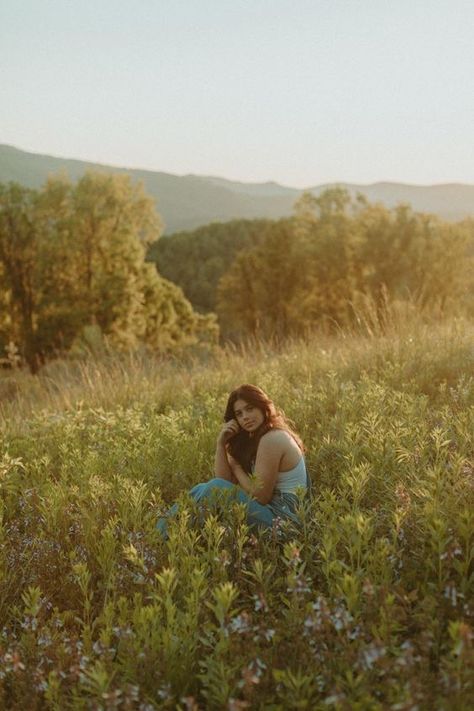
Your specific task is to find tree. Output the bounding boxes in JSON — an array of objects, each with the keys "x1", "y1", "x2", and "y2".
[
  {"x1": 0, "y1": 183, "x2": 42, "y2": 371},
  {"x1": 290, "y1": 189, "x2": 357, "y2": 328},
  {"x1": 65, "y1": 172, "x2": 217, "y2": 351},
  {"x1": 217, "y1": 190, "x2": 357, "y2": 339},
  {"x1": 354, "y1": 202, "x2": 472, "y2": 312},
  {"x1": 216, "y1": 219, "x2": 300, "y2": 340},
  {"x1": 215, "y1": 188, "x2": 473, "y2": 341},
  {"x1": 148, "y1": 218, "x2": 271, "y2": 313},
  {"x1": 0, "y1": 173, "x2": 218, "y2": 370}
]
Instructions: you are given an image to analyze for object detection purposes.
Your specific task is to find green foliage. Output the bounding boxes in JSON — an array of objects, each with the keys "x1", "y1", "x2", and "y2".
[
  {"x1": 0, "y1": 182, "x2": 41, "y2": 370},
  {"x1": 147, "y1": 218, "x2": 272, "y2": 312},
  {"x1": 0, "y1": 174, "x2": 217, "y2": 371},
  {"x1": 0, "y1": 318, "x2": 473, "y2": 707},
  {"x1": 217, "y1": 189, "x2": 474, "y2": 339}
]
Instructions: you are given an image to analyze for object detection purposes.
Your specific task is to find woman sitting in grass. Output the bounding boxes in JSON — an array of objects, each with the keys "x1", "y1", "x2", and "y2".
[{"x1": 156, "y1": 384, "x2": 309, "y2": 538}]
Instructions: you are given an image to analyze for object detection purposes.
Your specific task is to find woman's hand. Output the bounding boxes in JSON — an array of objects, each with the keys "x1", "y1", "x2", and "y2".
[{"x1": 217, "y1": 419, "x2": 240, "y2": 445}]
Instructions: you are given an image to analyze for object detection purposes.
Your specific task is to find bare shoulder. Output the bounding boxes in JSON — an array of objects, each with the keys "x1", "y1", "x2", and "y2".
[{"x1": 258, "y1": 429, "x2": 293, "y2": 450}]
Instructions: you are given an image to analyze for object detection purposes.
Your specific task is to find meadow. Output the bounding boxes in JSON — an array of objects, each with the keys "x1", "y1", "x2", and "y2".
[{"x1": 0, "y1": 312, "x2": 473, "y2": 710}]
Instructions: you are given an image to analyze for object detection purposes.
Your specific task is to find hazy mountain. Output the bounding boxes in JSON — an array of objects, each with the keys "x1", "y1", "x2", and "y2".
[{"x1": 1, "y1": 144, "x2": 473, "y2": 233}]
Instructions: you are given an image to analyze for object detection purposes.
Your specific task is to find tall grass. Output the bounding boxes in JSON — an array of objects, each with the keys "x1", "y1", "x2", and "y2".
[
  {"x1": 2, "y1": 304, "x2": 473, "y2": 426},
  {"x1": 0, "y1": 311, "x2": 473, "y2": 708}
]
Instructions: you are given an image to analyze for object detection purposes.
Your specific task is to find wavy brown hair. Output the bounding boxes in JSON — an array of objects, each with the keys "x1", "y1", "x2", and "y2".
[{"x1": 224, "y1": 384, "x2": 304, "y2": 472}]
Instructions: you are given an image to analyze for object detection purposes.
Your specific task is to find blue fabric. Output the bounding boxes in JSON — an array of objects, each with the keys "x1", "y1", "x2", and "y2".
[{"x1": 156, "y1": 477, "x2": 299, "y2": 539}]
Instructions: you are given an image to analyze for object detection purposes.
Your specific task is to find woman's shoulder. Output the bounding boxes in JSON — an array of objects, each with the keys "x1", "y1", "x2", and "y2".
[{"x1": 259, "y1": 428, "x2": 294, "y2": 448}]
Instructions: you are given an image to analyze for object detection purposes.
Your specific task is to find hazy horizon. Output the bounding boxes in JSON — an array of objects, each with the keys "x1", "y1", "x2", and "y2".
[
  {"x1": 4, "y1": 142, "x2": 474, "y2": 190},
  {"x1": 2, "y1": 0, "x2": 474, "y2": 187}
]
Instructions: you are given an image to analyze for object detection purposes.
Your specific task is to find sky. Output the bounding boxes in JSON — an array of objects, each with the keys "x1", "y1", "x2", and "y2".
[{"x1": 1, "y1": 0, "x2": 474, "y2": 187}]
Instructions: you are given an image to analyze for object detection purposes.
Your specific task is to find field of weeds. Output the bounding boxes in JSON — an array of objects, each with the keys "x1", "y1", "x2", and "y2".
[{"x1": 1, "y1": 317, "x2": 473, "y2": 709}]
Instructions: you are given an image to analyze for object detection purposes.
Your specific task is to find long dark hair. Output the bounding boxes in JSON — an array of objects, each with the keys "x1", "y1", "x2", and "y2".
[{"x1": 224, "y1": 384, "x2": 304, "y2": 472}]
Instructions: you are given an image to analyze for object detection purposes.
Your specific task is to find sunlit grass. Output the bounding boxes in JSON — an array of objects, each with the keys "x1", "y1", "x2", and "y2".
[
  {"x1": 2, "y1": 309, "x2": 473, "y2": 427},
  {"x1": 0, "y1": 312, "x2": 473, "y2": 707}
]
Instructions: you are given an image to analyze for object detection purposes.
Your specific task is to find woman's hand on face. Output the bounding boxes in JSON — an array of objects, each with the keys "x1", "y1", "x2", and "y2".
[{"x1": 218, "y1": 419, "x2": 240, "y2": 444}]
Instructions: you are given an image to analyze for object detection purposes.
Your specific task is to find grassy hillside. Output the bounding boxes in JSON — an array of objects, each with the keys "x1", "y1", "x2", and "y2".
[
  {"x1": 1, "y1": 144, "x2": 473, "y2": 233},
  {"x1": 1, "y1": 314, "x2": 473, "y2": 708}
]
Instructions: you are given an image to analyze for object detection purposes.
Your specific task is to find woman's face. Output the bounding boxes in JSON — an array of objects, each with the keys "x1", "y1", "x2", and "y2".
[{"x1": 233, "y1": 398, "x2": 265, "y2": 433}]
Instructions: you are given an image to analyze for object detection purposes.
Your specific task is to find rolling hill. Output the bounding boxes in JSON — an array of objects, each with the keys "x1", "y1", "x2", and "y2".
[{"x1": 1, "y1": 144, "x2": 473, "y2": 233}]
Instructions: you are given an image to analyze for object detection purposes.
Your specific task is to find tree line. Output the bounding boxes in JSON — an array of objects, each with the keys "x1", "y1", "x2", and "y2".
[
  {"x1": 152, "y1": 188, "x2": 474, "y2": 340},
  {"x1": 0, "y1": 173, "x2": 216, "y2": 372},
  {"x1": 2, "y1": 174, "x2": 473, "y2": 372}
]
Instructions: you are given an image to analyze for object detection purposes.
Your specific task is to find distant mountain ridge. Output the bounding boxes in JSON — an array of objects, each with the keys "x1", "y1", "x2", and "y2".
[{"x1": 1, "y1": 144, "x2": 473, "y2": 233}]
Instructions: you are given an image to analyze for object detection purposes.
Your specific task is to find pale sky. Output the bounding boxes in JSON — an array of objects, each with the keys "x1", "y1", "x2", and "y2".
[{"x1": 1, "y1": 0, "x2": 473, "y2": 187}]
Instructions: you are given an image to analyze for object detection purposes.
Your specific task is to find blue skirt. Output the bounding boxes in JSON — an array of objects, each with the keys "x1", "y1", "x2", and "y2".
[{"x1": 156, "y1": 477, "x2": 300, "y2": 539}]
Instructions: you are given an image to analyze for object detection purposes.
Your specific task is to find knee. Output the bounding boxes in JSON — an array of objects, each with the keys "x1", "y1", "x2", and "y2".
[
  {"x1": 197, "y1": 478, "x2": 233, "y2": 499},
  {"x1": 204, "y1": 478, "x2": 233, "y2": 493},
  {"x1": 209, "y1": 477, "x2": 233, "y2": 487}
]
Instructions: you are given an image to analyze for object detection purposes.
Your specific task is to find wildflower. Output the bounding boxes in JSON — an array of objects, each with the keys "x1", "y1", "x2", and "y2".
[
  {"x1": 218, "y1": 549, "x2": 231, "y2": 567},
  {"x1": 396, "y1": 640, "x2": 421, "y2": 668},
  {"x1": 259, "y1": 627, "x2": 275, "y2": 642},
  {"x1": 358, "y1": 642, "x2": 386, "y2": 670},
  {"x1": 230, "y1": 612, "x2": 252, "y2": 635},
  {"x1": 324, "y1": 692, "x2": 346, "y2": 706},
  {"x1": 444, "y1": 583, "x2": 459, "y2": 607},
  {"x1": 11, "y1": 652, "x2": 26, "y2": 672},
  {"x1": 253, "y1": 593, "x2": 268, "y2": 613},
  {"x1": 287, "y1": 573, "x2": 312, "y2": 595},
  {"x1": 348, "y1": 624, "x2": 362, "y2": 640},
  {"x1": 102, "y1": 688, "x2": 123, "y2": 707},
  {"x1": 331, "y1": 604, "x2": 353, "y2": 632},
  {"x1": 37, "y1": 634, "x2": 52, "y2": 647},
  {"x1": 157, "y1": 682, "x2": 172, "y2": 700}
]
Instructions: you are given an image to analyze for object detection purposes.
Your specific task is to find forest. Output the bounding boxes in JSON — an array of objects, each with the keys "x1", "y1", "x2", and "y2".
[{"x1": 1, "y1": 172, "x2": 473, "y2": 372}]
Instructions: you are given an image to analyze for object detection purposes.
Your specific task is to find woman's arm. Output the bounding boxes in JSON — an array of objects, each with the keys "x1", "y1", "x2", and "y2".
[
  {"x1": 228, "y1": 431, "x2": 284, "y2": 504},
  {"x1": 214, "y1": 420, "x2": 240, "y2": 481},
  {"x1": 214, "y1": 440, "x2": 234, "y2": 481},
  {"x1": 226, "y1": 455, "x2": 256, "y2": 495}
]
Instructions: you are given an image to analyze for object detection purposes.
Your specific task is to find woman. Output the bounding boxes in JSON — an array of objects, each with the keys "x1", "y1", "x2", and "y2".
[{"x1": 156, "y1": 384, "x2": 308, "y2": 539}]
